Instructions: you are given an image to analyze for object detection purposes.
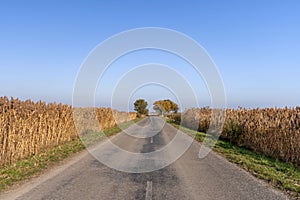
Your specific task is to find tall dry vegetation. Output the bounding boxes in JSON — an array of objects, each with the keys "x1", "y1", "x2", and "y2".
[
  {"x1": 180, "y1": 107, "x2": 300, "y2": 166},
  {"x1": 0, "y1": 96, "x2": 136, "y2": 167}
]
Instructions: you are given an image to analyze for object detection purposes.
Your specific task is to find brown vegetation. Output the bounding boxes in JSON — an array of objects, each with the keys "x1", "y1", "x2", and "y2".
[
  {"x1": 0, "y1": 96, "x2": 136, "y2": 167},
  {"x1": 176, "y1": 107, "x2": 300, "y2": 166}
]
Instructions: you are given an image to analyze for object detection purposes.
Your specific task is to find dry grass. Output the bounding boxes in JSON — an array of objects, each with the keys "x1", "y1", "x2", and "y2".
[
  {"x1": 177, "y1": 107, "x2": 300, "y2": 166},
  {"x1": 0, "y1": 96, "x2": 136, "y2": 167},
  {"x1": 169, "y1": 121, "x2": 300, "y2": 199},
  {"x1": 0, "y1": 118, "x2": 142, "y2": 192}
]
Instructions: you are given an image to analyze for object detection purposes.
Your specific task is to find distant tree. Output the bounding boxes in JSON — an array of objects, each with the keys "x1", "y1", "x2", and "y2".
[
  {"x1": 134, "y1": 99, "x2": 149, "y2": 116},
  {"x1": 153, "y1": 99, "x2": 179, "y2": 114}
]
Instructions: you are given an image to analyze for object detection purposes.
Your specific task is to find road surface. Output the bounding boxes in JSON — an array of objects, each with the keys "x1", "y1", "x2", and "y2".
[{"x1": 0, "y1": 117, "x2": 288, "y2": 200}]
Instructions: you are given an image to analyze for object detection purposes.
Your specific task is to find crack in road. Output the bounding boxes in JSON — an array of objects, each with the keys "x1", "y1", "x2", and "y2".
[{"x1": 145, "y1": 181, "x2": 152, "y2": 200}]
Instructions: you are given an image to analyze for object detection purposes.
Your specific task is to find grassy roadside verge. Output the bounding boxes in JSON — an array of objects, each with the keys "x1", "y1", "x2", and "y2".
[
  {"x1": 169, "y1": 121, "x2": 300, "y2": 199},
  {"x1": 0, "y1": 118, "x2": 142, "y2": 193}
]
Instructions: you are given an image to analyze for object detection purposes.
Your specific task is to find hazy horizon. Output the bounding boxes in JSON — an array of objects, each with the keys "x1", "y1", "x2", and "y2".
[{"x1": 1, "y1": 1, "x2": 299, "y2": 110}]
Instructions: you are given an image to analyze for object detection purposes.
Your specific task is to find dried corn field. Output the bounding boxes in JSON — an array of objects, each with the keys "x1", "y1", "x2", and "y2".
[
  {"x1": 0, "y1": 97, "x2": 136, "y2": 167},
  {"x1": 180, "y1": 107, "x2": 300, "y2": 166}
]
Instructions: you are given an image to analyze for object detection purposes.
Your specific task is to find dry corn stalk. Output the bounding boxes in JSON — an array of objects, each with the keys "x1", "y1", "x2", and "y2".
[{"x1": 0, "y1": 96, "x2": 136, "y2": 166}]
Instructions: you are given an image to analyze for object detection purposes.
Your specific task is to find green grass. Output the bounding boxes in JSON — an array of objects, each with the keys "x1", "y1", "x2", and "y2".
[
  {"x1": 169, "y1": 121, "x2": 300, "y2": 198},
  {"x1": 0, "y1": 139, "x2": 85, "y2": 192},
  {"x1": 0, "y1": 118, "x2": 142, "y2": 192},
  {"x1": 81, "y1": 118, "x2": 141, "y2": 146}
]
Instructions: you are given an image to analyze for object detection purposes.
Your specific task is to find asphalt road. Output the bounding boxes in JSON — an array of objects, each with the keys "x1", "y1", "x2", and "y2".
[{"x1": 1, "y1": 117, "x2": 289, "y2": 200}]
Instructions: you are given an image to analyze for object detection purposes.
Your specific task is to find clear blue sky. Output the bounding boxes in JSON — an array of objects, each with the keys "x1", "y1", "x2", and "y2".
[{"x1": 1, "y1": 1, "x2": 300, "y2": 110}]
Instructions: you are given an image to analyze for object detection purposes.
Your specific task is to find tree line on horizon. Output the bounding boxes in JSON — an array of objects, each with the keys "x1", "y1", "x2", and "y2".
[{"x1": 133, "y1": 99, "x2": 179, "y2": 117}]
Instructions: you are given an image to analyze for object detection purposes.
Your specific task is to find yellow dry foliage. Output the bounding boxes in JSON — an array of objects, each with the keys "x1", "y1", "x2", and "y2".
[
  {"x1": 0, "y1": 97, "x2": 136, "y2": 166},
  {"x1": 181, "y1": 107, "x2": 300, "y2": 166}
]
